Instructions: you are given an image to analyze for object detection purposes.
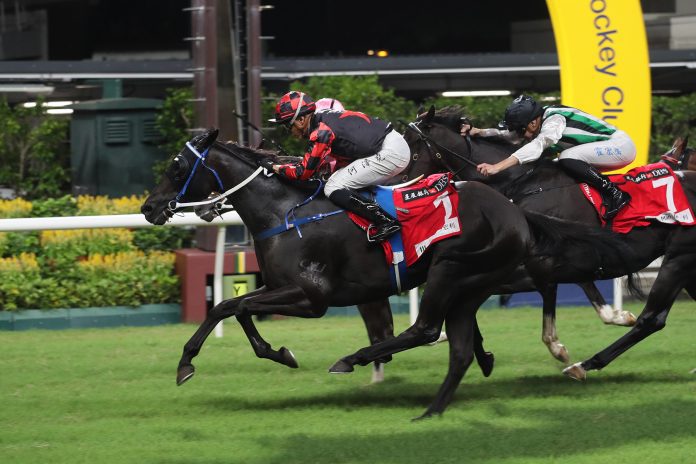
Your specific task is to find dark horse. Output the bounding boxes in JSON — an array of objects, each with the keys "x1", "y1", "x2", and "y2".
[
  {"x1": 141, "y1": 129, "x2": 638, "y2": 417},
  {"x1": 397, "y1": 107, "x2": 638, "y2": 363},
  {"x1": 397, "y1": 106, "x2": 696, "y2": 381}
]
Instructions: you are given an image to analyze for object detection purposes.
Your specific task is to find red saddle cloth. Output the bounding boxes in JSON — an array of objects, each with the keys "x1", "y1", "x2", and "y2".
[
  {"x1": 579, "y1": 162, "x2": 696, "y2": 233},
  {"x1": 349, "y1": 173, "x2": 462, "y2": 266}
]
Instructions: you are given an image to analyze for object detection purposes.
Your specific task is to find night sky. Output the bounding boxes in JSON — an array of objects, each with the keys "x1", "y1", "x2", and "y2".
[{"x1": 40, "y1": 0, "x2": 551, "y2": 59}]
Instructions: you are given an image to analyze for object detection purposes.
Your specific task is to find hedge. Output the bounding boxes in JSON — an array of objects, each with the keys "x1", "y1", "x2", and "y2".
[{"x1": 0, "y1": 195, "x2": 192, "y2": 310}]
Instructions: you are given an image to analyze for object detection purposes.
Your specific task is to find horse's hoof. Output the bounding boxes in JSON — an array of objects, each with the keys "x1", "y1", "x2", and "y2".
[
  {"x1": 328, "y1": 359, "x2": 354, "y2": 374},
  {"x1": 555, "y1": 344, "x2": 570, "y2": 364},
  {"x1": 279, "y1": 347, "x2": 299, "y2": 369},
  {"x1": 562, "y1": 362, "x2": 587, "y2": 381},
  {"x1": 610, "y1": 310, "x2": 637, "y2": 326},
  {"x1": 428, "y1": 332, "x2": 449, "y2": 346},
  {"x1": 620, "y1": 311, "x2": 637, "y2": 326},
  {"x1": 371, "y1": 363, "x2": 385, "y2": 383},
  {"x1": 478, "y1": 351, "x2": 495, "y2": 378},
  {"x1": 412, "y1": 410, "x2": 440, "y2": 421},
  {"x1": 176, "y1": 364, "x2": 195, "y2": 386}
]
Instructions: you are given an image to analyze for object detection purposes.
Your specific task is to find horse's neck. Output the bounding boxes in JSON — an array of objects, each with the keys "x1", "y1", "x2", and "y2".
[{"x1": 686, "y1": 150, "x2": 696, "y2": 171}]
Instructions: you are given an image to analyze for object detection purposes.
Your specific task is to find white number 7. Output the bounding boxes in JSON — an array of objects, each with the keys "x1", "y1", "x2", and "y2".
[{"x1": 652, "y1": 176, "x2": 676, "y2": 212}]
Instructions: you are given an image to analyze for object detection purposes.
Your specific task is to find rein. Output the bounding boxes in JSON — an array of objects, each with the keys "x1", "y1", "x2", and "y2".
[{"x1": 406, "y1": 121, "x2": 476, "y2": 181}]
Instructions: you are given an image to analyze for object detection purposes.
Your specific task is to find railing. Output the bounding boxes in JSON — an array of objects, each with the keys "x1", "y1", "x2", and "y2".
[{"x1": 0, "y1": 212, "x2": 243, "y2": 337}]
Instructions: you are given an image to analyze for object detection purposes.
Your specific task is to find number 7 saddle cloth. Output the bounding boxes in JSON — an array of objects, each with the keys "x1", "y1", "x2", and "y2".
[{"x1": 580, "y1": 162, "x2": 696, "y2": 233}]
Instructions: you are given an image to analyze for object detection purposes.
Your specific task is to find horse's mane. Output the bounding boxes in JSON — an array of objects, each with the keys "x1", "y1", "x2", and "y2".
[
  {"x1": 428, "y1": 106, "x2": 470, "y2": 133},
  {"x1": 215, "y1": 141, "x2": 323, "y2": 193}
]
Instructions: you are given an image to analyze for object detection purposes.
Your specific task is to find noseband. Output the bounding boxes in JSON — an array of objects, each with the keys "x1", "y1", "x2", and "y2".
[{"x1": 406, "y1": 121, "x2": 477, "y2": 181}]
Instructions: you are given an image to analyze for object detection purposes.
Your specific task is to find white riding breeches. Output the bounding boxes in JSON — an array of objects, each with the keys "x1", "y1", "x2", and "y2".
[
  {"x1": 558, "y1": 130, "x2": 636, "y2": 171},
  {"x1": 324, "y1": 130, "x2": 411, "y2": 196}
]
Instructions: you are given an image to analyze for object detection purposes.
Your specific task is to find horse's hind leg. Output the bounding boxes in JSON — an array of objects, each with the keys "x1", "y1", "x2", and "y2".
[
  {"x1": 330, "y1": 260, "x2": 483, "y2": 373},
  {"x1": 683, "y1": 281, "x2": 696, "y2": 301},
  {"x1": 565, "y1": 254, "x2": 695, "y2": 380},
  {"x1": 538, "y1": 283, "x2": 570, "y2": 363},
  {"x1": 473, "y1": 318, "x2": 494, "y2": 377},
  {"x1": 579, "y1": 281, "x2": 636, "y2": 326},
  {"x1": 416, "y1": 303, "x2": 482, "y2": 420},
  {"x1": 235, "y1": 313, "x2": 299, "y2": 368},
  {"x1": 357, "y1": 299, "x2": 395, "y2": 383}
]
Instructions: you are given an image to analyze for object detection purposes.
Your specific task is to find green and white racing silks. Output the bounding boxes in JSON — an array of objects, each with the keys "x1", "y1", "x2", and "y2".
[{"x1": 512, "y1": 105, "x2": 617, "y2": 164}]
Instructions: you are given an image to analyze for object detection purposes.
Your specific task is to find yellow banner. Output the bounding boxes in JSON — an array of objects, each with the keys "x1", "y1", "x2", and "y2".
[{"x1": 546, "y1": 0, "x2": 651, "y2": 171}]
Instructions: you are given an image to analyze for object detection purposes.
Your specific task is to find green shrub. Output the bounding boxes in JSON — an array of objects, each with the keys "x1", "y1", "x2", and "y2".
[
  {"x1": 155, "y1": 87, "x2": 194, "y2": 180},
  {"x1": 71, "y1": 251, "x2": 179, "y2": 308},
  {"x1": 650, "y1": 94, "x2": 696, "y2": 162},
  {"x1": 30, "y1": 195, "x2": 77, "y2": 217},
  {"x1": 0, "y1": 232, "x2": 40, "y2": 257},
  {"x1": 0, "y1": 98, "x2": 70, "y2": 198},
  {"x1": 0, "y1": 253, "x2": 43, "y2": 310}
]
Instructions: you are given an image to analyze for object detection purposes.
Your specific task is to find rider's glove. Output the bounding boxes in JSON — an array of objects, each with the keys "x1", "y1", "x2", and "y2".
[{"x1": 257, "y1": 158, "x2": 275, "y2": 173}]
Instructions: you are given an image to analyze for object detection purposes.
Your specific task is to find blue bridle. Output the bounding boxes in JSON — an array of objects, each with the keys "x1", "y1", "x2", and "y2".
[{"x1": 174, "y1": 142, "x2": 225, "y2": 202}]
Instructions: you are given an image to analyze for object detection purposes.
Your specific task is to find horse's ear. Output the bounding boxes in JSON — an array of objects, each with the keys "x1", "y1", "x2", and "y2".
[
  {"x1": 674, "y1": 137, "x2": 687, "y2": 155},
  {"x1": 193, "y1": 128, "x2": 219, "y2": 151},
  {"x1": 422, "y1": 105, "x2": 435, "y2": 124},
  {"x1": 416, "y1": 105, "x2": 425, "y2": 118}
]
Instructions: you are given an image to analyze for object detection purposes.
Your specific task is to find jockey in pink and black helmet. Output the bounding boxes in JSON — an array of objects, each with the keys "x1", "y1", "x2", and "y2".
[{"x1": 267, "y1": 90, "x2": 410, "y2": 241}]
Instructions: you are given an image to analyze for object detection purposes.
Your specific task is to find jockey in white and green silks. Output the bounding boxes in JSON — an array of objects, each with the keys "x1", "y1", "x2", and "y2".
[{"x1": 468, "y1": 95, "x2": 636, "y2": 220}]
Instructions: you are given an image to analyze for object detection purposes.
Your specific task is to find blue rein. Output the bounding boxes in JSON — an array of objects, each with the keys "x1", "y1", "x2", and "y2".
[{"x1": 257, "y1": 180, "x2": 344, "y2": 240}]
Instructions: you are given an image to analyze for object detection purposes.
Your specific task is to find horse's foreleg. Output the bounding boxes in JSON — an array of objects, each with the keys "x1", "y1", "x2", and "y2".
[
  {"x1": 579, "y1": 281, "x2": 636, "y2": 326},
  {"x1": 564, "y1": 256, "x2": 693, "y2": 380},
  {"x1": 538, "y1": 283, "x2": 570, "y2": 363},
  {"x1": 177, "y1": 286, "x2": 268, "y2": 385},
  {"x1": 416, "y1": 305, "x2": 480, "y2": 420},
  {"x1": 357, "y1": 299, "x2": 395, "y2": 383},
  {"x1": 177, "y1": 285, "x2": 323, "y2": 386}
]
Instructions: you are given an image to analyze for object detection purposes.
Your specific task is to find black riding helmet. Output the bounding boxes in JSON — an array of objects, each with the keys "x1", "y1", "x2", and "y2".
[{"x1": 499, "y1": 95, "x2": 544, "y2": 134}]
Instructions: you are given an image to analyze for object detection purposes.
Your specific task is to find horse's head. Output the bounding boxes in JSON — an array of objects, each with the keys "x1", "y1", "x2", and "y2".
[
  {"x1": 661, "y1": 136, "x2": 694, "y2": 171},
  {"x1": 402, "y1": 105, "x2": 482, "y2": 182},
  {"x1": 403, "y1": 106, "x2": 525, "y2": 185},
  {"x1": 141, "y1": 128, "x2": 222, "y2": 225}
]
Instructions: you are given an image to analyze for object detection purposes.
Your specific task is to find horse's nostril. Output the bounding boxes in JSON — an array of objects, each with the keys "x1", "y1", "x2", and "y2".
[{"x1": 141, "y1": 204, "x2": 152, "y2": 214}]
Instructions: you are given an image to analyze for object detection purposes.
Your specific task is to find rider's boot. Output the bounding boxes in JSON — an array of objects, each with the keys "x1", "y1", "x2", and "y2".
[
  {"x1": 329, "y1": 188, "x2": 401, "y2": 241},
  {"x1": 559, "y1": 158, "x2": 631, "y2": 221}
]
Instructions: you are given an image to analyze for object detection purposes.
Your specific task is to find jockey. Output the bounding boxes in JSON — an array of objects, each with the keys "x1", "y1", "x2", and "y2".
[
  {"x1": 466, "y1": 95, "x2": 636, "y2": 220},
  {"x1": 268, "y1": 91, "x2": 410, "y2": 241}
]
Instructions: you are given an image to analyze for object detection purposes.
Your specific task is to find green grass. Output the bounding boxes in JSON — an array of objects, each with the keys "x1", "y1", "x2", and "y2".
[{"x1": 1, "y1": 302, "x2": 695, "y2": 464}]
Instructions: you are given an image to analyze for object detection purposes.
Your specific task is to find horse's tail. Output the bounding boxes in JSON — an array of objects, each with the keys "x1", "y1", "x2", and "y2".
[{"x1": 523, "y1": 210, "x2": 644, "y2": 298}]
